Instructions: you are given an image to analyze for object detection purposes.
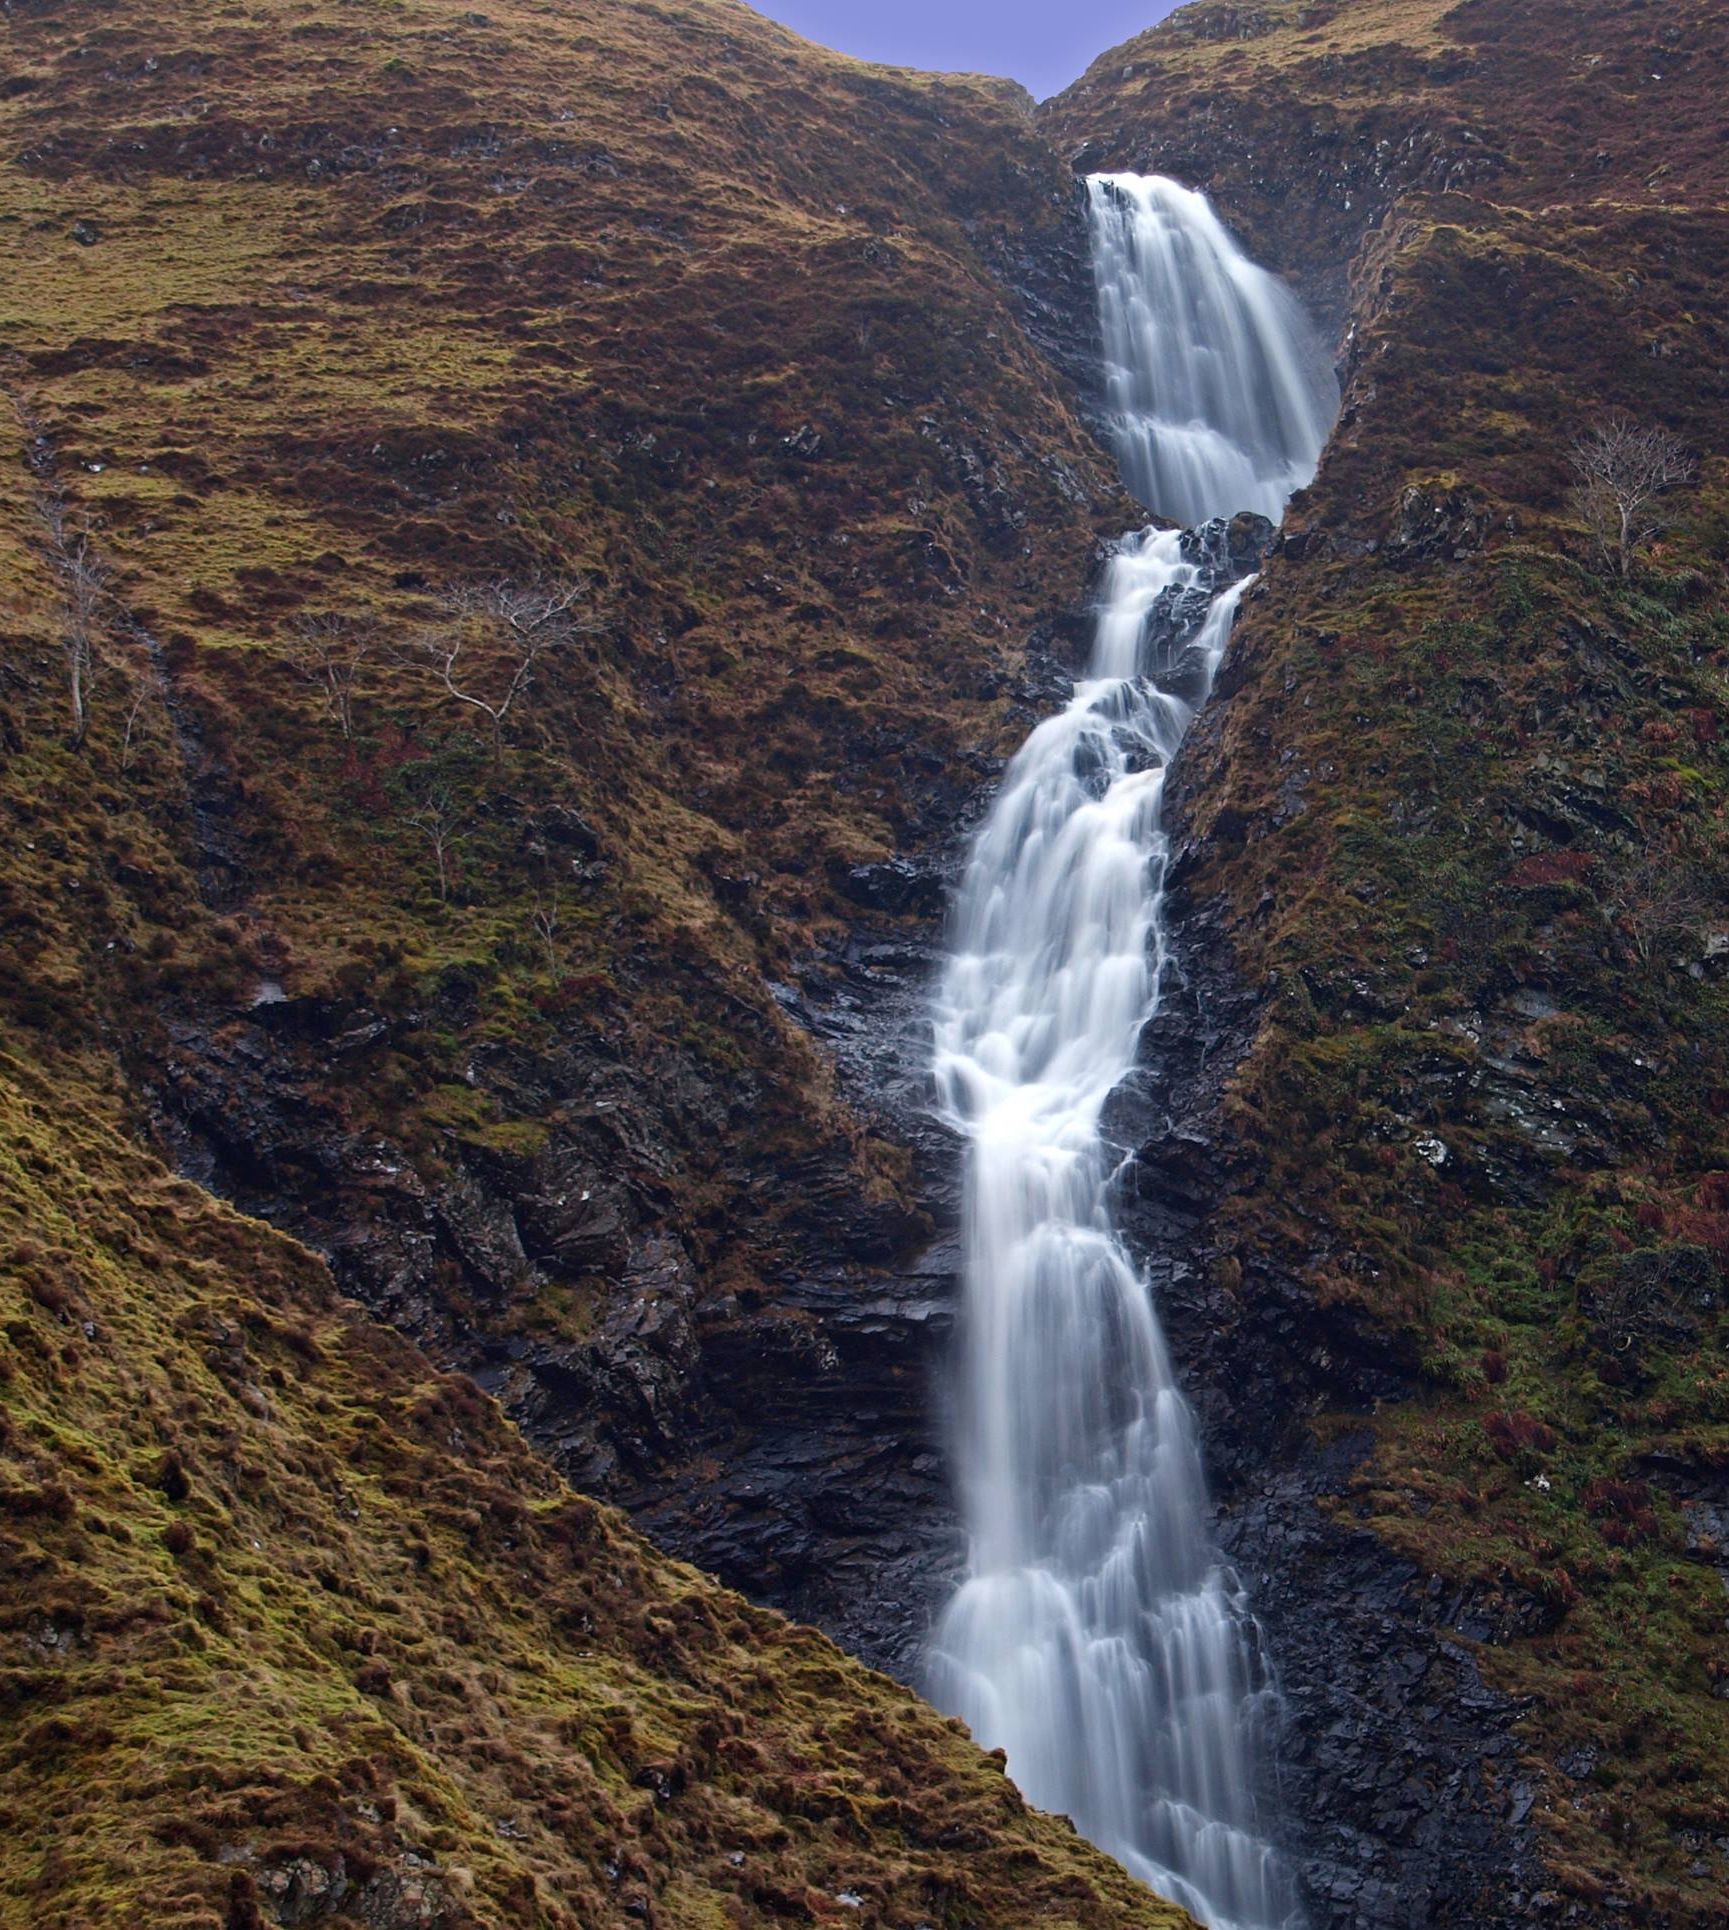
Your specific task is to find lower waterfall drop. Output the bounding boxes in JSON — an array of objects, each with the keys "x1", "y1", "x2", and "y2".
[{"x1": 926, "y1": 174, "x2": 1337, "y2": 1930}]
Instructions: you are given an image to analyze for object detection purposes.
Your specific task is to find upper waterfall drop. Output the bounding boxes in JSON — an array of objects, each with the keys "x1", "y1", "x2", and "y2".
[
  {"x1": 926, "y1": 176, "x2": 1335, "y2": 1930},
  {"x1": 1089, "y1": 172, "x2": 1337, "y2": 524}
]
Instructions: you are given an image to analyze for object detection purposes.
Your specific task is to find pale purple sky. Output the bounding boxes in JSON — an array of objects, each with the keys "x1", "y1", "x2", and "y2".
[{"x1": 750, "y1": 2, "x2": 1179, "y2": 101}]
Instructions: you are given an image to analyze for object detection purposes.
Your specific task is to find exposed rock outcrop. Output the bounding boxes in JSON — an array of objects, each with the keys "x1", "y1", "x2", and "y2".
[{"x1": 1051, "y1": 3, "x2": 1729, "y2": 1922}]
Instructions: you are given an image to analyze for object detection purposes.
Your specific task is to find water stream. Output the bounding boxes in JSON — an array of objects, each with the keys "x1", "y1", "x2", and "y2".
[{"x1": 926, "y1": 173, "x2": 1337, "y2": 1930}]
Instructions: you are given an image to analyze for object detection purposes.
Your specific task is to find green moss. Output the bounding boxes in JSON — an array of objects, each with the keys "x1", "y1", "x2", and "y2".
[
  {"x1": 1048, "y1": 9, "x2": 1729, "y2": 1907},
  {"x1": 0, "y1": 1043, "x2": 1191, "y2": 1929},
  {"x1": 0, "y1": 0, "x2": 1148, "y2": 1382}
]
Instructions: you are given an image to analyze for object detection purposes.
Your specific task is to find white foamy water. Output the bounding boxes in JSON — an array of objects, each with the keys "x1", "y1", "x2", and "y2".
[
  {"x1": 1092, "y1": 173, "x2": 1336, "y2": 528},
  {"x1": 926, "y1": 174, "x2": 1337, "y2": 1930}
]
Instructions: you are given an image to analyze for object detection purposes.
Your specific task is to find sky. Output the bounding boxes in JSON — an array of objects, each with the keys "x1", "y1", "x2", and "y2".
[{"x1": 750, "y1": 2, "x2": 1179, "y2": 102}]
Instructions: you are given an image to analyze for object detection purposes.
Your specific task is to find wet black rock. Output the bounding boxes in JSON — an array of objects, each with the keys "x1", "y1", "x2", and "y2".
[
  {"x1": 1085, "y1": 710, "x2": 1547, "y2": 1930},
  {"x1": 1222, "y1": 1437, "x2": 1544, "y2": 1928},
  {"x1": 834, "y1": 857, "x2": 948, "y2": 918},
  {"x1": 1181, "y1": 509, "x2": 1277, "y2": 581}
]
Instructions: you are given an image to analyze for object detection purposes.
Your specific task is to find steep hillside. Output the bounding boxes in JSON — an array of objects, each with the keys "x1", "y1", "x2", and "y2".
[
  {"x1": 0, "y1": 1, "x2": 1200, "y2": 1923},
  {"x1": 12, "y1": 0, "x2": 1729, "y2": 1925},
  {"x1": 0, "y1": 0, "x2": 1119, "y2": 1656},
  {"x1": 1050, "y1": 1, "x2": 1729, "y2": 1924},
  {"x1": 0, "y1": 1038, "x2": 1193, "y2": 1930}
]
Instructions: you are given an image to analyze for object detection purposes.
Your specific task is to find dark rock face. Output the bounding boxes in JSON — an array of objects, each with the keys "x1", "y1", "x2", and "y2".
[
  {"x1": 599, "y1": 904, "x2": 972, "y2": 1680},
  {"x1": 1226, "y1": 1442, "x2": 1545, "y2": 1930},
  {"x1": 145, "y1": 922, "x2": 968, "y2": 1683},
  {"x1": 975, "y1": 171, "x2": 1118, "y2": 452},
  {"x1": 1388, "y1": 479, "x2": 1493, "y2": 564},
  {"x1": 1094, "y1": 698, "x2": 1546, "y2": 1929}
]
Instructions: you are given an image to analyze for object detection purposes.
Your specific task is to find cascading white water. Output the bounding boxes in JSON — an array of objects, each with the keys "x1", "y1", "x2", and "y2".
[
  {"x1": 926, "y1": 174, "x2": 1337, "y2": 1930},
  {"x1": 1093, "y1": 174, "x2": 1336, "y2": 528}
]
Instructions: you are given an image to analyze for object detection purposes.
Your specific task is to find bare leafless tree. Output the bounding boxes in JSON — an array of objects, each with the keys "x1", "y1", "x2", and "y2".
[
  {"x1": 1604, "y1": 848, "x2": 1710, "y2": 964},
  {"x1": 1568, "y1": 415, "x2": 1696, "y2": 577},
  {"x1": 387, "y1": 736, "x2": 484, "y2": 904},
  {"x1": 282, "y1": 611, "x2": 377, "y2": 740},
  {"x1": 531, "y1": 881, "x2": 562, "y2": 975},
  {"x1": 38, "y1": 499, "x2": 109, "y2": 748},
  {"x1": 110, "y1": 625, "x2": 172, "y2": 777},
  {"x1": 411, "y1": 579, "x2": 588, "y2": 762},
  {"x1": 119, "y1": 675, "x2": 152, "y2": 772},
  {"x1": 401, "y1": 788, "x2": 468, "y2": 904}
]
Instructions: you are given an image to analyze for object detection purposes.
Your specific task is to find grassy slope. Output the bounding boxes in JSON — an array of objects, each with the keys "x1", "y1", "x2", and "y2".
[
  {"x1": 1050, "y1": 0, "x2": 1729, "y2": 1916},
  {"x1": 0, "y1": 1039, "x2": 1193, "y2": 1929},
  {"x1": 0, "y1": 0, "x2": 1123, "y2": 1347},
  {"x1": 0, "y1": 3, "x2": 1198, "y2": 1925}
]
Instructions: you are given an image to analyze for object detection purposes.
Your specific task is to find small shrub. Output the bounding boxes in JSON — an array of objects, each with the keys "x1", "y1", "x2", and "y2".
[
  {"x1": 1483, "y1": 1409, "x2": 1556, "y2": 1462},
  {"x1": 1584, "y1": 1477, "x2": 1659, "y2": 1547},
  {"x1": 154, "y1": 1451, "x2": 191, "y2": 1503},
  {"x1": 1503, "y1": 850, "x2": 1594, "y2": 890}
]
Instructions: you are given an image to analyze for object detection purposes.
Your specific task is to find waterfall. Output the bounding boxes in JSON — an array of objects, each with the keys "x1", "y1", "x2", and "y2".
[
  {"x1": 1092, "y1": 174, "x2": 1336, "y2": 527},
  {"x1": 926, "y1": 174, "x2": 1337, "y2": 1930}
]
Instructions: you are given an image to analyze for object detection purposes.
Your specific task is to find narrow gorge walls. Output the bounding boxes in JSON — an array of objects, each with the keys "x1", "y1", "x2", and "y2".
[{"x1": 927, "y1": 176, "x2": 1334, "y2": 1929}]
